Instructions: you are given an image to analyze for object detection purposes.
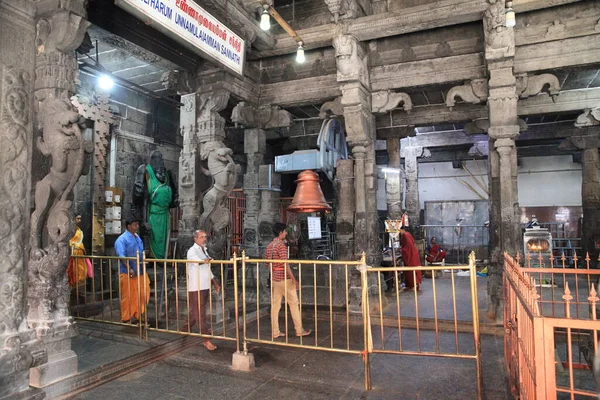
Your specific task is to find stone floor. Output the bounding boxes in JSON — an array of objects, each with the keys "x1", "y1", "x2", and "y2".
[{"x1": 70, "y1": 316, "x2": 509, "y2": 400}]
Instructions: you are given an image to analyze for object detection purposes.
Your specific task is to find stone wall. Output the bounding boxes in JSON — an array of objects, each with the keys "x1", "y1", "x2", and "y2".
[{"x1": 73, "y1": 73, "x2": 181, "y2": 248}]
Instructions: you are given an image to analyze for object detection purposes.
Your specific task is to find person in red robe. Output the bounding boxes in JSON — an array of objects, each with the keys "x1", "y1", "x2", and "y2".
[
  {"x1": 426, "y1": 236, "x2": 447, "y2": 264},
  {"x1": 399, "y1": 229, "x2": 422, "y2": 290}
]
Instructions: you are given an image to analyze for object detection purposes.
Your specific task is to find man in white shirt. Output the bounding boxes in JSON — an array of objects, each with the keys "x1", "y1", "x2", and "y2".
[{"x1": 181, "y1": 230, "x2": 220, "y2": 351}]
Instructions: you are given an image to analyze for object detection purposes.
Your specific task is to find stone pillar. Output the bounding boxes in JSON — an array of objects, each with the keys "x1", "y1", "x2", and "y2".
[
  {"x1": 334, "y1": 159, "x2": 355, "y2": 306},
  {"x1": 403, "y1": 146, "x2": 423, "y2": 226},
  {"x1": 385, "y1": 137, "x2": 402, "y2": 219},
  {"x1": 178, "y1": 89, "x2": 233, "y2": 256},
  {"x1": 258, "y1": 165, "x2": 281, "y2": 250},
  {"x1": 241, "y1": 128, "x2": 266, "y2": 257},
  {"x1": 334, "y1": 34, "x2": 379, "y2": 264},
  {"x1": 27, "y1": 0, "x2": 90, "y2": 391},
  {"x1": 0, "y1": 2, "x2": 46, "y2": 399},
  {"x1": 483, "y1": 0, "x2": 520, "y2": 321},
  {"x1": 559, "y1": 132, "x2": 600, "y2": 267},
  {"x1": 230, "y1": 101, "x2": 292, "y2": 257}
]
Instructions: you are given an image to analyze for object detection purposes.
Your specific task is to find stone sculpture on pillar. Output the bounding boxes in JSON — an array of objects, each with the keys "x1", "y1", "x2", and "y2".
[
  {"x1": 178, "y1": 89, "x2": 236, "y2": 257},
  {"x1": 0, "y1": 60, "x2": 46, "y2": 399},
  {"x1": 199, "y1": 141, "x2": 239, "y2": 256},
  {"x1": 483, "y1": 0, "x2": 515, "y2": 60},
  {"x1": 132, "y1": 151, "x2": 179, "y2": 259}
]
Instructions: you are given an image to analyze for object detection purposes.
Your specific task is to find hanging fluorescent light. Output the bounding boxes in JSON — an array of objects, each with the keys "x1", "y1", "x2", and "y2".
[
  {"x1": 381, "y1": 167, "x2": 401, "y2": 174},
  {"x1": 296, "y1": 41, "x2": 305, "y2": 63},
  {"x1": 98, "y1": 74, "x2": 114, "y2": 90},
  {"x1": 505, "y1": 1, "x2": 516, "y2": 28},
  {"x1": 260, "y1": 4, "x2": 270, "y2": 31}
]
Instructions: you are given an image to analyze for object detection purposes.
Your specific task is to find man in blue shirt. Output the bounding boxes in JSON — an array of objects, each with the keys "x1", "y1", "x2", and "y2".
[{"x1": 115, "y1": 218, "x2": 150, "y2": 324}]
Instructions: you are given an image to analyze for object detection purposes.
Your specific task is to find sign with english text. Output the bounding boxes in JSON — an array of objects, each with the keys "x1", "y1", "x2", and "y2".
[{"x1": 115, "y1": 0, "x2": 245, "y2": 75}]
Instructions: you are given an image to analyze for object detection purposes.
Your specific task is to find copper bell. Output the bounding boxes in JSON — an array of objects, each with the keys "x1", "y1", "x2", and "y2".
[{"x1": 288, "y1": 170, "x2": 332, "y2": 213}]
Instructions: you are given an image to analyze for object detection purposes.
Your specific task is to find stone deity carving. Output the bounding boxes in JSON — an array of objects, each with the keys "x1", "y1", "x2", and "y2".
[
  {"x1": 483, "y1": 0, "x2": 515, "y2": 59},
  {"x1": 333, "y1": 35, "x2": 369, "y2": 87},
  {"x1": 199, "y1": 141, "x2": 240, "y2": 256},
  {"x1": 132, "y1": 151, "x2": 179, "y2": 259},
  {"x1": 28, "y1": 98, "x2": 93, "y2": 333}
]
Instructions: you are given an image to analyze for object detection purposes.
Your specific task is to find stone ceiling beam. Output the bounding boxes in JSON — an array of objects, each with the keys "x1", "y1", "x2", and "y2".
[
  {"x1": 375, "y1": 88, "x2": 600, "y2": 128},
  {"x1": 260, "y1": 74, "x2": 341, "y2": 106},
  {"x1": 515, "y1": 34, "x2": 600, "y2": 73},
  {"x1": 197, "y1": 69, "x2": 260, "y2": 104},
  {"x1": 249, "y1": 0, "x2": 583, "y2": 58},
  {"x1": 396, "y1": 123, "x2": 596, "y2": 148},
  {"x1": 371, "y1": 53, "x2": 486, "y2": 91}
]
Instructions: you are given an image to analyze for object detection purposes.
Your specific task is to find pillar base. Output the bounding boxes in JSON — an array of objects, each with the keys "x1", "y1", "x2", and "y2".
[
  {"x1": 29, "y1": 349, "x2": 78, "y2": 388},
  {"x1": 232, "y1": 351, "x2": 255, "y2": 372}
]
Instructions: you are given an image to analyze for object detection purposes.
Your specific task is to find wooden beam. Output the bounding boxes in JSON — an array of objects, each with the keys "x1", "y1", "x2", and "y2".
[
  {"x1": 250, "y1": 0, "x2": 583, "y2": 58},
  {"x1": 259, "y1": 74, "x2": 340, "y2": 106},
  {"x1": 394, "y1": 123, "x2": 595, "y2": 147},
  {"x1": 515, "y1": 34, "x2": 600, "y2": 73},
  {"x1": 371, "y1": 53, "x2": 486, "y2": 91}
]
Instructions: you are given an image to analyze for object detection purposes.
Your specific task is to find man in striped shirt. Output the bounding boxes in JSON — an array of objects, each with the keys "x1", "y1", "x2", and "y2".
[{"x1": 264, "y1": 223, "x2": 311, "y2": 338}]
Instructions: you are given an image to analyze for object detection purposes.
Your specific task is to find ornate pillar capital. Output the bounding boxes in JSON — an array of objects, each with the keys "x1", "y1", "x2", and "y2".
[
  {"x1": 231, "y1": 101, "x2": 293, "y2": 129},
  {"x1": 333, "y1": 34, "x2": 370, "y2": 88}
]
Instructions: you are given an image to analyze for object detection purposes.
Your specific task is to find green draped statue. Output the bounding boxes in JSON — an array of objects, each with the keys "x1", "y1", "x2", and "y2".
[{"x1": 132, "y1": 151, "x2": 178, "y2": 259}]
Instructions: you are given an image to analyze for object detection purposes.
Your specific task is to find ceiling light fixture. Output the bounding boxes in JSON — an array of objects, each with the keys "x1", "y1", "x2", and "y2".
[
  {"x1": 98, "y1": 74, "x2": 114, "y2": 90},
  {"x1": 262, "y1": 4, "x2": 306, "y2": 63},
  {"x1": 505, "y1": 1, "x2": 516, "y2": 28},
  {"x1": 296, "y1": 41, "x2": 305, "y2": 63},
  {"x1": 260, "y1": 4, "x2": 270, "y2": 31}
]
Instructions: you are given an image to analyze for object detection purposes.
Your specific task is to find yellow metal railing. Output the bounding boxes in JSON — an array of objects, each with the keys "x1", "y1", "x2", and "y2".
[{"x1": 70, "y1": 251, "x2": 482, "y2": 394}]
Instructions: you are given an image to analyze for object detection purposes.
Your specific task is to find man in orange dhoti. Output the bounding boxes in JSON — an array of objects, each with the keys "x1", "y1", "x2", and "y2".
[{"x1": 115, "y1": 218, "x2": 150, "y2": 323}]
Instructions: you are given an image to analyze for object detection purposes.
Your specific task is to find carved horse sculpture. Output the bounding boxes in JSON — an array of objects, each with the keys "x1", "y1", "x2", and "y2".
[{"x1": 199, "y1": 141, "x2": 239, "y2": 255}]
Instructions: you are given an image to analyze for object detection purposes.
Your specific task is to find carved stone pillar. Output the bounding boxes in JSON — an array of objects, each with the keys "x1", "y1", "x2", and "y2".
[
  {"x1": 27, "y1": 0, "x2": 90, "y2": 390},
  {"x1": 71, "y1": 93, "x2": 117, "y2": 256},
  {"x1": 560, "y1": 132, "x2": 600, "y2": 267},
  {"x1": 241, "y1": 128, "x2": 266, "y2": 257},
  {"x1": 385, "y1": 137, "x2": 402, "y2": 220},
  {"x1": 178, "y1": 89, "x2": 233, "y2": 256},
  {"x1": 231, "y1": 101, "x2": 293, "y2": 257},
  {"x1": 403, "y1": 146, "x2": 423, "y2": 226},
  {"x1": 0, "y1": 2, "x2": 46, "y2": 399},
  {"x1": 484, "y1": 0, "x2": 520, "y2": 322},
  {"x1": 334, "y1": 33, "x2": 379, "y2": 264}
]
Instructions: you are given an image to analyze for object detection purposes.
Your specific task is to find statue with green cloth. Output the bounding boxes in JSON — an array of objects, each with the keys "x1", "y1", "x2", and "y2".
[{"x1": 132, "y1": 151, "x2": 178, "y2": 319}]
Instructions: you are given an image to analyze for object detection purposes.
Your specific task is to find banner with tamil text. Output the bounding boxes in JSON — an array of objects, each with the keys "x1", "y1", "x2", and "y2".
[{"x1": 116, "y1": 0, "x2": 245, "y2": 75}]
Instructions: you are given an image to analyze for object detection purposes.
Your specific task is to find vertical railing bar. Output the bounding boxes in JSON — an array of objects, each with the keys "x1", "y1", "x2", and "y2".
[
  {"x1": 345, "y1": 264, "x2": 350, "y2": 351},
  {"x1": 314, "y1": 262, "x2": 318, "y2": 345},
  {"x1": 154, "y1": 262, "x2": 158, "y2": 329},
  {"x1": 284, "y1": 266, "x2": 289, "y2": 344},
  {"x1": 185, "y1": 262, "x2": 190, "y2": 333},
  {"x1": 164, "y1": 261, "x2": 169, "y2": 330},
  {"x1": 221, "y1": 263, "x2": 226, "y2": 337},
  {"x1": 242, "y1": 252, "x2": 247, "y2": 349},
  {"x1": 329, "y1": 263, "x2": 333, "y2": 349},
  {"x1": 143, "y1": 258, "x2": 148, "y2": 340},
  {"x1": 413, "y1": 270, "x2": 421, "y2": 352},
  {"x1": 299, "y1": 262, "x2": 303, "y2": 346},
  {"x1": 209, "y1": 260, "x2": 214, "y2": 338},
  {"x1": 175, "y1": 262, "x2": 179, "y2": 332},
  {"x1": 431, "y1": 269, "x2": 440, "y2": 353},
  {"x1": 394, "y1": 264, "x2": 402, "y2": 352},
  {"x1": 451, "y1": 266, "x2": 459, "y2": 354},
  {"x1": 377, "y1": 271, "x2": 384, "y2": 350},
  {"x1": 100, "y1": 259, "x2": 104, "y2": 321},
  {"x1": 109, "y1": 259, "x2": 113, "y2": 322},
  {"x1": 257, "y1": 261, "x2": 261, "y2": 341},
  {"x1": 233, "y1": 254, "x2": 240, "y2": 353},
  {"x1": 137, "y1": 252, "x2": 142, "y2": 339}
]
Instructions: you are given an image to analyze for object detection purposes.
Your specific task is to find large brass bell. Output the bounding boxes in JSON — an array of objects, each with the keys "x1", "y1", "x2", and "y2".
[{"x1": 287, "y1": 170, "x2": 332, "y2": 213}]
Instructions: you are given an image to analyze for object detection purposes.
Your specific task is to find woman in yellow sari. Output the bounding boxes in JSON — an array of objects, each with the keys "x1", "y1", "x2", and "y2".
[{"x1": 67, "y1": 214, "x2": 88, "y2": 287}]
